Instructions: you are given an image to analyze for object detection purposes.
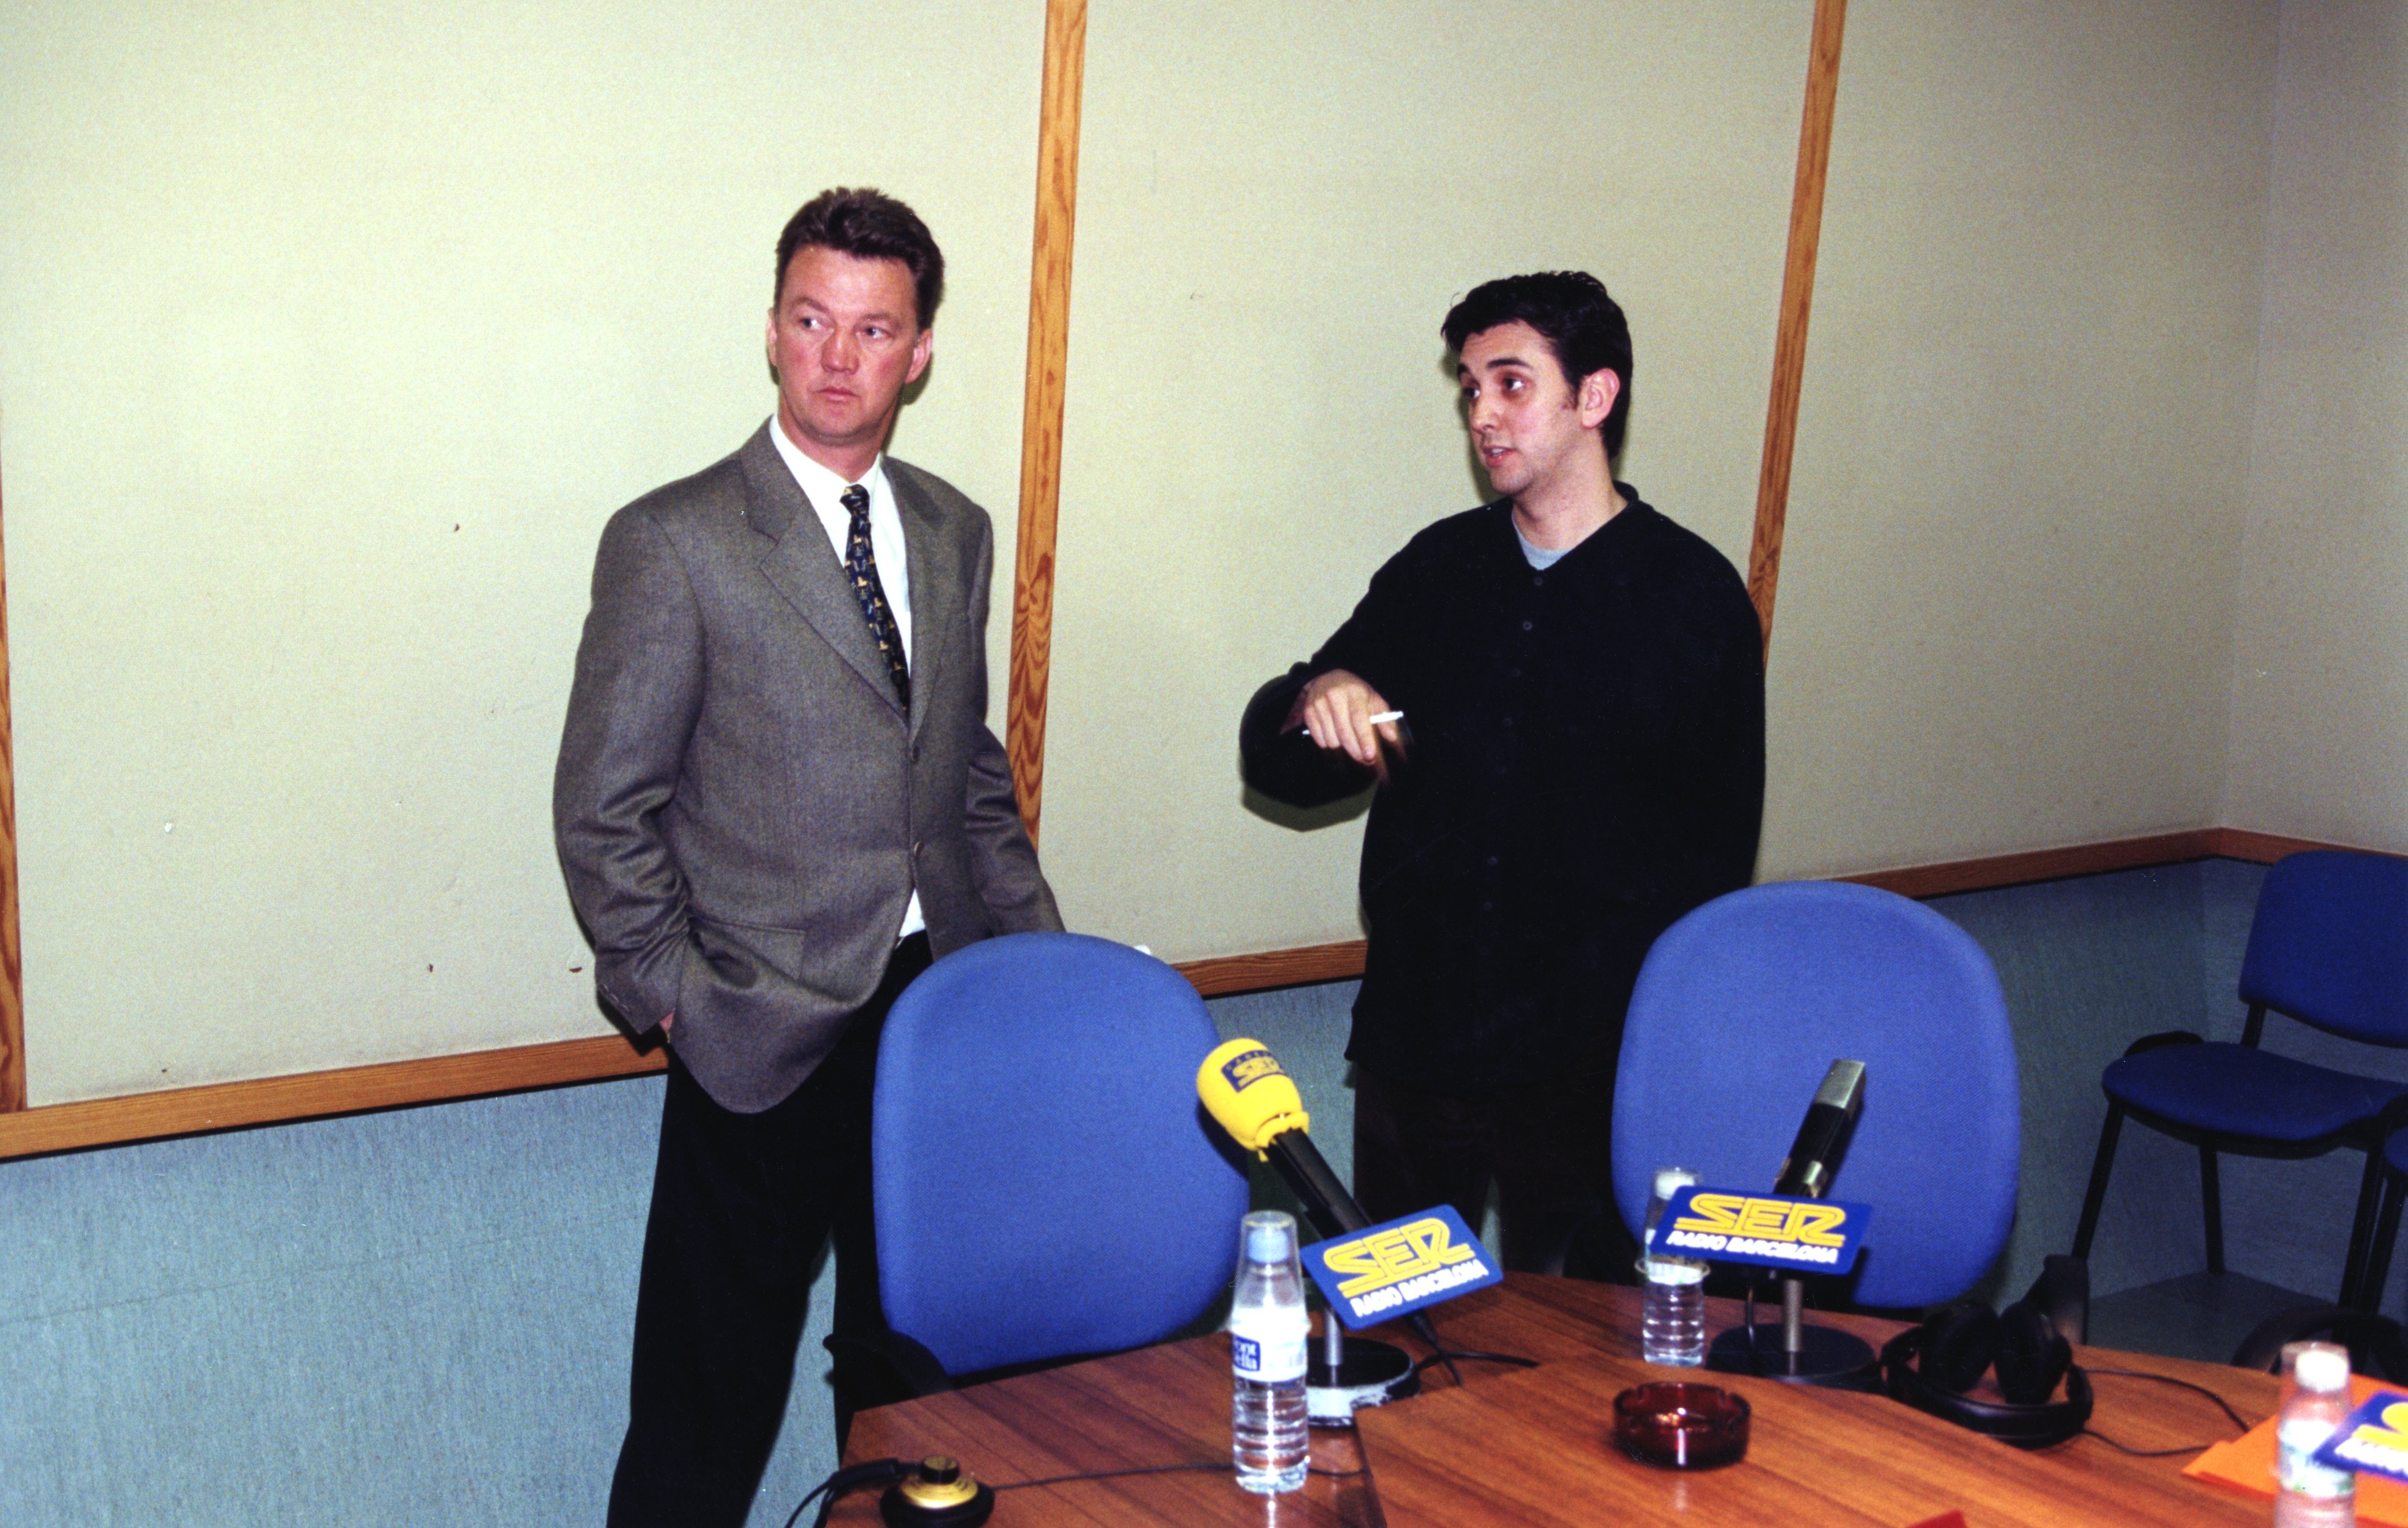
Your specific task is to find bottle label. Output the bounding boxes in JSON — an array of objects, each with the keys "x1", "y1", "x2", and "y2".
[
  {"x1": 2281, "y1": 1438, "x2": 2354, "y2": 1498},
  {"x1": 1230, "y1": 1316, "x2": 1308, "y2": 1382}
]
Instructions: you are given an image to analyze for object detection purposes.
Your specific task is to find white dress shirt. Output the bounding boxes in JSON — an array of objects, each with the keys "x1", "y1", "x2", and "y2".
[{"x1": 767, "y1": 419, "x2": 924, "y2": 939}]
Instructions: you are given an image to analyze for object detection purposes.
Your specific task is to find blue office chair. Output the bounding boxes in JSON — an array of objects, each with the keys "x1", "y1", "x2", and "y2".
[
  {"x1": 1613, "y1": 880, "x2": 2019, "y2": 1310},
  {"x1": 2070, "y1": 851, "x2": 2408, "y2": 1308},
  {"x1": 842, "y1": 931, "x2": 1249, "y2": 1395}
]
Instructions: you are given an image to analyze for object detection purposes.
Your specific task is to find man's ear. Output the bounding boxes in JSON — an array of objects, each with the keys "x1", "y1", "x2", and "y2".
[
  {"x1": 1578, "y1": 369, "x2": 1620, "y2": 431},
  {"x1": 906, "y1": 325, "x2": 935, "y2": 386}
]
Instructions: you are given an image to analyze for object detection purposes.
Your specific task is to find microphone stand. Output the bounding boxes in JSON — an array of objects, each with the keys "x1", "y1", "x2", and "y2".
[
  {"x1": 1258, "y1": 1132, "x2": 1425, "y2": 1424},
  {"x1": 1705, "y1": 1061, "x2": 1883, "y2": 1392}
]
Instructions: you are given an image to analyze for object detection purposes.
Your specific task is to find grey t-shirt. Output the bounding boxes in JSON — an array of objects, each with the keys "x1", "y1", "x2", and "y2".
[{"x1": 1516, "y1": 526, "x2": 1572, "y2": 570}]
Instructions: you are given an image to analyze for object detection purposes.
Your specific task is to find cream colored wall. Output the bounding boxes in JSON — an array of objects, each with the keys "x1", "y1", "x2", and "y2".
[
  {"x1": 1766, "y1": 0, "x2": 2278, "y2": 879},
  {"x1": 0, "y1": 0, "x2": 1043, "y2": 1103},
  {"x1": 0, "y1": 0, "x2": 2339, "y2": 1102},
  {"x1": 1038, "y1": 2, "x2": 1810, "y2": 956},
  {"x1": 2221, "y1": 0, "x2": 2408, "y2": 853}
]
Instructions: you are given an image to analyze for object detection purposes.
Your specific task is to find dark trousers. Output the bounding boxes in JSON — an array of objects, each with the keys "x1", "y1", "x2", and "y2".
[
  {"x1": 607, "y1": 933, "x2": 931, "y2": 1528},
  {"x1": 1353, "y1": 1059, "x2": 1640, "y2": 1283}
]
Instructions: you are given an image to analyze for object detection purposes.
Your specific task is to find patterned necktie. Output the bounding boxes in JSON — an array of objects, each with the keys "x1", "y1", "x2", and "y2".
[{"x1": 840, "y1": 484, "x2": 911, "y2": 711}]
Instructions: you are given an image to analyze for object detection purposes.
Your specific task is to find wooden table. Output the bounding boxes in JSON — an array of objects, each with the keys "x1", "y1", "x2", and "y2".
[{"x1": 837, "y1": 1274, "x2": 2280, "y2": 1526}]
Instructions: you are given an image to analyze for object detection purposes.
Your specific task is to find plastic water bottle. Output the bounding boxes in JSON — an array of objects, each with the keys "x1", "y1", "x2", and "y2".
[
  {"x1": 2274, "y1": 1343, "x2": 2355, "y2": 1527},
  {"x1": 1229, "y1": 1209, "x2": 1311, "y2": 1494},
  {"x1": 1638, "y1": 1166, "x2": 1708, "y2": 1366}
]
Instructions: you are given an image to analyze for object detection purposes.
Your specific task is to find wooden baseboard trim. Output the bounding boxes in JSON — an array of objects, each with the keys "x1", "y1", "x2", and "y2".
[
  {"x1": 0, "y1": 1034, "x2": 666, "y2": 1161},
  {"x1": 3, "y1": 826, "x2": 2388, "y2": 1161},
  {"x1": 1839, "y1": 829, "x2": 2223, "y2": 898},
  {"x1": 1179, "y1": 940, "x2": 1367, "y2": 997}
]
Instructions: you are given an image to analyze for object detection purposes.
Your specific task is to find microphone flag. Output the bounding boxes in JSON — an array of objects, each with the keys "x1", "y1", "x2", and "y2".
[
  {"x1": 2315, "y1": 1390, "x2": 2408, "y2": 1483},
  {"x1": 1302, "y1": 1205, "x2": 1503, "y2": 1330},
  {"x1": 1655, "y1": 1185, "x2": 1872, "y2": 1275}
]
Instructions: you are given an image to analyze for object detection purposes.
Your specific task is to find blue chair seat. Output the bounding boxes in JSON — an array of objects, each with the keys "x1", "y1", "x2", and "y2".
[{"x1": 2105, "y1": 1044, "x2": 2408, "y2": 1144}]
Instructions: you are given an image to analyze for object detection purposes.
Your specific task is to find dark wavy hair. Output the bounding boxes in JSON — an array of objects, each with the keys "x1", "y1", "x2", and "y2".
[
  {"x1": 1442, "y1": 271, "x2": 1633, "y2": 458},
  {"x1": 774, "y1": 188, "x2": 945, "y2": 329}
]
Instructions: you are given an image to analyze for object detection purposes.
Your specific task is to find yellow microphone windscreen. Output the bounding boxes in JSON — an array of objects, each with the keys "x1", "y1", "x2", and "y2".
[{"x1": 1197, "y1": 1037, "x2": 1310, "y2": 1155}]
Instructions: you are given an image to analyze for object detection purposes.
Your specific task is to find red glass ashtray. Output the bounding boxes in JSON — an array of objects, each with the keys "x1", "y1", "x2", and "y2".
[{"x1": 1612, "y1": 1382, "x2": 1750, "y2": 1469}]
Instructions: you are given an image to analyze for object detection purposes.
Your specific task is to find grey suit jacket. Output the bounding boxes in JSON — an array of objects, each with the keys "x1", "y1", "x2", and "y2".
[{"x1": 554, "y1": 424, "x2": 1061, "y2": 1112}]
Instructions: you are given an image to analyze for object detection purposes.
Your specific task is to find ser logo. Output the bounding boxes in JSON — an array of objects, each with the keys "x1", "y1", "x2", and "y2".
[
  {"x1": 1220, "y1": 1048, "x2": 1285, "y2": 1091},
  {"x1": 1302, "y1": 1205, "x2": 1502, "y2": 1328},
  {"x1": 1655, "y1": 1187, "x2": 1870, "y2": 1273},
  {"x1": 2350, "y1": 1400, "x2": 2408, "y2": 1451},
  {"x1": 1326, "y1": 1217, "x2": 1477, "y2": 1297},
  {"x1": 1671, "y1": 1193, "x2": 1851, "y2": 1247}
]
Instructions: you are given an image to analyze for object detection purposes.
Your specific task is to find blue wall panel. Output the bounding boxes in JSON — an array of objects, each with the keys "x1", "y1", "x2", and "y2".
[{"x1": 4, "y1": 859, "x2": 2399, "y2": 1524}]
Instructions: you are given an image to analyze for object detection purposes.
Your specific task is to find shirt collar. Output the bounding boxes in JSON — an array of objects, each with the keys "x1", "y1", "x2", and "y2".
[{"x1": 766, "y1": 416, "x2": 888, "y2": 513}]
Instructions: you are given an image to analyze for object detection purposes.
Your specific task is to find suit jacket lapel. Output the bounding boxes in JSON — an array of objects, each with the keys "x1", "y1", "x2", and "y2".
[
  {"x1": 891, "y1": 465, "x2": 957, "y2": 743},
  {"x1": 738, "y1": 427, "x2": 906, "y2": 717}
]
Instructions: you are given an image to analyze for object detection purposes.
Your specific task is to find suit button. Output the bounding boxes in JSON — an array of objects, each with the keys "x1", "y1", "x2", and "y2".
[{"x1": 911, "y1": 841, "x2": 924, "y2": 857}]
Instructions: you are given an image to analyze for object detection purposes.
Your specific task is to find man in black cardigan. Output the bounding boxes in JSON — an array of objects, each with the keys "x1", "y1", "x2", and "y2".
[{"x1": 1241, "y1": 271, "x2": 1763, "y2": 1278}]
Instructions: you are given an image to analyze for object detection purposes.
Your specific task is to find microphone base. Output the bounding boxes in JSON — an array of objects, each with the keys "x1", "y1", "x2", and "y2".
[
  {"x1": 1706, "y1": 1323, "x2": 1882, "y2": 1391},
  {"x1": 1306, "y1": 1338, "x2": 1420, "y2": 1426}
]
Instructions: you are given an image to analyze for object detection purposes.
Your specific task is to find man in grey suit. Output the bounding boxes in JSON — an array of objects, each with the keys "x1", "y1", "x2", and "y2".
[{"x1": 555, "y1": 187, "x2": 1059, "y2": 1526}]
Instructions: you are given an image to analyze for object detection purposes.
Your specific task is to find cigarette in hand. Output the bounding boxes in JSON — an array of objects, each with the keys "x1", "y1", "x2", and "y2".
[{"x1": 1305, "y1": 709, "x2": 1404, "y2": 741}]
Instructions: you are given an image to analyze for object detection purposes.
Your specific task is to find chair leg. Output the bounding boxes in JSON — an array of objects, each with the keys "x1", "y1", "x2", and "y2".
[
  {"x1": 2202, "y1": 1144, "x2": 2224, "y2": 1276},
  {"x1": 2358, "y1": 1171, "x2": 2408, "y2": 1316},
  {"x1": 2073, "y1": 1103, "x2": 2126, "y2": 1260},
  {"x1": 2343, "y1": 1145, "x2": 2391, "y2": 1311}
]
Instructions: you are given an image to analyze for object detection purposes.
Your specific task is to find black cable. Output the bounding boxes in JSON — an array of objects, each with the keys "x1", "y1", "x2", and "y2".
[
  {"x1": 1410, "y1": 1312, "x2": 1463, "y2": 1387},
  {"x1": 992, "y1": 1461, "x2": 1233, "y2": 1492},
  {"x1": 2072, "y1": 1366, "x2": 2261, "y2": 1457},
  {"x1": 2078, "y1": 1428, "x2": 2229, "y2": 1458},
  {"x1": 782, "y1": 1458, "x2": 912, "y2": 1528},
  {"x1": 1410, "y1": 1347, "x2": 1539, "y2": 1383}
]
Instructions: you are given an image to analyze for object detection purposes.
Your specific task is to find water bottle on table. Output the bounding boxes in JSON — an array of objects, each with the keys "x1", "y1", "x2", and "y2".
[
  {"x1": 1229, "y1": 1209, "x2": 1310, "y2": 1494},
  {"x1": 1639, "y1": 1166, "x2": 1708, "y2": 1367},
  {"x1": 2274, "y1": 1341, "x2": 2355, "y2": 1527}
]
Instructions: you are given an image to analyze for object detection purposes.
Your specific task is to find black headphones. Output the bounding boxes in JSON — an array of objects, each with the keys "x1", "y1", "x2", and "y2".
[{"x1": 1881, "y1": 1293, "x2": 2092, "y2": 1449}]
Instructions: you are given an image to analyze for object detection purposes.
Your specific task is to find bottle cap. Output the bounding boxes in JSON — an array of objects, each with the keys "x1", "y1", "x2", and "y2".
[
  {"x1": 1653, "y1": 1167, "x2": 1698, "y2": 1200},
  {"x1": 1242, "y1": 1209, "x2": 1297, "y2": 1264},
  {"x1": 2296, "y1": 1347, "x2": 2350, "y2": 1392}
]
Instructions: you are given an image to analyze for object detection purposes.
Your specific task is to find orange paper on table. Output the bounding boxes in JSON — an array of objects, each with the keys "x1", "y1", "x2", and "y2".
[{"x1": 2186, "y1": 1374, "x2": 2408, "y2": 1526}]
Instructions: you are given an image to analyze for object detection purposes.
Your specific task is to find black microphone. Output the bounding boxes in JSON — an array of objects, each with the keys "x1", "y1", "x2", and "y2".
[
  {"x1": 1263, "y1": 1129, "x2": 1372, "y2": 1240},
  {"x1": 1774, "y1": 1059, "x2": 1866, "y2": 1200}
]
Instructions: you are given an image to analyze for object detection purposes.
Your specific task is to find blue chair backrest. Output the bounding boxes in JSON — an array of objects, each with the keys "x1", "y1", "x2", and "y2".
[
  {"x1": 2240, "y1": 851, "x2": 2408, "y2": 1046},
  {"x1": 872, "y1": 932, "x2": 1249, "y2": 1376},
  {"x1": 1613, "y1": 881, "x2": 2019, "y2": 1310}
]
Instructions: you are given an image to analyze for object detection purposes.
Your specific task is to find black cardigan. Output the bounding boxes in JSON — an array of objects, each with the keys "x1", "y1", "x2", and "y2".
[{"x1": 1241, "y1": 492, "x2": 1764, "y2": 1096}]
